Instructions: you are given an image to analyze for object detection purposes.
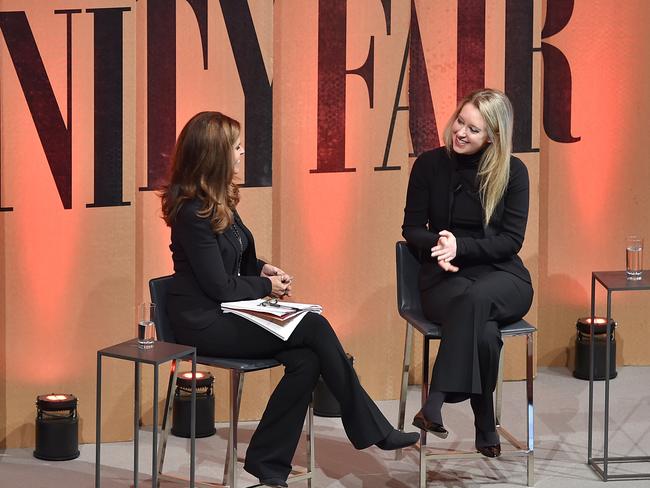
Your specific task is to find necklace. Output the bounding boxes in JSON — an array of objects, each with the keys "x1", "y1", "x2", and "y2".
[{"x1": 231, "y1": 221, "x2": 243, "y2": 276}]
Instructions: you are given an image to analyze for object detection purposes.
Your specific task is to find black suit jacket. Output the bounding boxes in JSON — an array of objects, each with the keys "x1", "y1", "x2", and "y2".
[
  {"x1": 168, "y1": 199, "x2": 272, "y2": 330},
  {"x1": 402, "y1": 147, "x2": 531, "y2": 290}
]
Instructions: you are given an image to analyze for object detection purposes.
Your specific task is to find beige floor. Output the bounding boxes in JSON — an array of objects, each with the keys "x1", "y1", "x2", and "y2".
[{"x1": 1, "y1": 367, "x2": 649, "y2": 487}]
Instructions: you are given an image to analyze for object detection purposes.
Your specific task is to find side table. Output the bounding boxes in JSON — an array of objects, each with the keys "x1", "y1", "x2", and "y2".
[
  {"x1": 588, "y1": 270, "x2": 650, "y2": 481},
  {"x1": 95, "y1": 339, "x2": 197, "y2": 488}
]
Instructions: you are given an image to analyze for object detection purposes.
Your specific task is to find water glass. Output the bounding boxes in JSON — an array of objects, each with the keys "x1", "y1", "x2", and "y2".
[
  {"x1": 625, "y1": 236, "x2": 643, "y2": 280},
  {"x1": 138, "y1": 302, "x2": 156, "y2": 349}
]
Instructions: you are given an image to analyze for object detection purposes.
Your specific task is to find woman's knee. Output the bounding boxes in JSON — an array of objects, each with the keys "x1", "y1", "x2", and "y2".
[{"x1": 292, "y1": 313, "x2": 337, "y2": 342}]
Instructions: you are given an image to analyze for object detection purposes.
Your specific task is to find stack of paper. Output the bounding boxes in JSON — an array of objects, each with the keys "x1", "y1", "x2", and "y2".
[{"x1": 221, "y1": 299, "x2": 322, "y2": 341}]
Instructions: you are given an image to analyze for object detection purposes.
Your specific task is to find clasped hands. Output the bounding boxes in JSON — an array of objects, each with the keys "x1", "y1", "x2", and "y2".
[
  {"x1": 431, "y1": 230, "x2": 459, "y2": 273},
  {"x1": 261, "y1": 263, "x2": 293, "y2": 298}
]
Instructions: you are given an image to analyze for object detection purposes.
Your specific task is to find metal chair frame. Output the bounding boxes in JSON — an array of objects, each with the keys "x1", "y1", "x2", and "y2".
[
  {"x1": 394, "y1": 241, "x2": 535, "y2": 487},
  {"x1": 150, "y1": 276, "x2": 314, "y2": 488}
]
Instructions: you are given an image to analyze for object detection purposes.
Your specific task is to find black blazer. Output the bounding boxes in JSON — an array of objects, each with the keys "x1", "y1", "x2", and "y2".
[
  {"x1": 167, "y1": 199, "x2": 272, "y2": 330},
  {"x1": 402, "y1": 147, "x2": 531, "y2": 290}
]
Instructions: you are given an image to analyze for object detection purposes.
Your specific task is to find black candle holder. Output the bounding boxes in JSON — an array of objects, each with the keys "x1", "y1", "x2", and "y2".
[
  {"x1": 34, "y1": 394, "x2": 80, "y2": 461},
  {"x1": 172, "y1": 371, "x2": 216, "y2": 438},
  {"x1": 574, "y1": 317, "x2": 617, "y2": 380}
]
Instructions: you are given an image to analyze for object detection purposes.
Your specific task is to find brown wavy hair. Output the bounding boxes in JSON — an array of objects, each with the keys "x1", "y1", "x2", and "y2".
[{"x1": 161, "y1": 111, "x2": 241, "y2": 233}]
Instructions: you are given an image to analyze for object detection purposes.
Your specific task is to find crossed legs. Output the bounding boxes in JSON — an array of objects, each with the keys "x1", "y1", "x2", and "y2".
[{"x1": 418, "y1": 270, "x2": 533, "y2": 450}]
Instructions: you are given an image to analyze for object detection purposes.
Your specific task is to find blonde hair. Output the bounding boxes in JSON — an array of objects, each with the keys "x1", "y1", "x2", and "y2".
[
  {"x1": 443, "y1": 89, "x2": 513, "y2": 225},
  {"x1": 161, "y1": 111, "x2": 241, "y2": 233}
]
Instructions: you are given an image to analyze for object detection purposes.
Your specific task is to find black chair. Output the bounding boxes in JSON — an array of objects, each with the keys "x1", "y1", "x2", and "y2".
[
  {"x1": 149, "y1": 275, "x2": 314, "y2": 488},
  {"x1": 395, "y1": 241, "x2": 535, "y2": 487}
]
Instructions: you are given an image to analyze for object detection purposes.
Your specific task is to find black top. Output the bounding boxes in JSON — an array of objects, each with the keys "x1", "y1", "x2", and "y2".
[
  {"x1": 450, "y1": 151, "x2": 483, "y2": 238},
  {"x1": 402, "y1": 147, "x2": 531, "y2": 290},
  {"x1": 167, "y1": 199, "x2": 271, "y2": 330}
]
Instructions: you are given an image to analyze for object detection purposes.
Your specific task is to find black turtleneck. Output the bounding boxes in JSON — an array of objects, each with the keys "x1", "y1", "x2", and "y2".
[
  {"x1": 402, "y1": 145, "x2": 531, "y2": 286},
  {"x1": 451, "y1": 150, "x2": 484, "y2": 238}
]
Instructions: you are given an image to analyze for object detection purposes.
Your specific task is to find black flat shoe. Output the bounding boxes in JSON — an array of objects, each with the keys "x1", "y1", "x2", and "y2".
[
  {"x1": 412, "y1": 410, "x2": 449, "y2": 439},
  {"x1": 259, "y1": 478, "x2": 288, "y2": 488},
  {"x1": 376, "y1": 429, "x2": 420, "y2": 450},
  {"x1": 476, "y1": 444, "x2": 501, "y2": 458}
]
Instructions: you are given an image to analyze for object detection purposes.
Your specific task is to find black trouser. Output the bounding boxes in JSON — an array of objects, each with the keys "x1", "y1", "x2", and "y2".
[
  {"x1": 174, "y1": 312, "x2": 392, "y2": 480},
  {"x1": 420, "y1": 269, "x2": 533, "y2": 446}
]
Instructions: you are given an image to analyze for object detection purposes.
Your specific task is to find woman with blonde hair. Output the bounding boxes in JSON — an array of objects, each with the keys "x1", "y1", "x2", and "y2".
[
  {"x1": 402, "y1": 89, "x2": 533, "y2": 457},
  {"x1": 162, "y1": 111, "x2": 418, "y2": 488}
]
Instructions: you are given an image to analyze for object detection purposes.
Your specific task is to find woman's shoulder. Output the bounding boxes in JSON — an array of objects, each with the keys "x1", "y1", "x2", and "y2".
[
  {"x1": 416, "y1": 146, "x2": 449, "y2": 161},
  {"x1": 509, "y1": 155, "x2": 529, "y2": 177},
  {"x1": 507, "y1": 155, "x2": 530, "y2": 192},
  {"x1": 412, "y1": 146, "x2": 451, "y2": 172},
  {"x1": 175, "y1": 198, "x2": 205, "y2": 223}
]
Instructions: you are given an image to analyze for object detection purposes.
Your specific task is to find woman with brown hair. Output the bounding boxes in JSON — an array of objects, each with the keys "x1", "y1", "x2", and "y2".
[
  {"x1": 161, "y1": 111, "x2": 418, "y2": 487},
  {"x1": 403, "y1": 89, "x2": 533, "y2": 458}
]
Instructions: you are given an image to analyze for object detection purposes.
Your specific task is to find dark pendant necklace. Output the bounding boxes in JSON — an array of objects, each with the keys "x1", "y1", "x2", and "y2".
[{"x1": 231, "y1": 222, "x2": 243, "y2": 276}]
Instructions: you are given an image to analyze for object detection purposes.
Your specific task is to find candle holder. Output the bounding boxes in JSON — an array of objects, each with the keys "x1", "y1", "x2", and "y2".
[
  {"x1": 574, "y1": 317, "x2": 617, "y2": 380},
  {"x1": 34, "y1": 394, "x2": 80, "y2": 461},
  {"x1": 172, "y1": 371, "x2": 216, "y2": 438}
]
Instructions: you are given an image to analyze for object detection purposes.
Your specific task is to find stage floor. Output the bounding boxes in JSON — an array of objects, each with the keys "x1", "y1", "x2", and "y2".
[{"x1": 1, "y1": 367, "x2": 649, "y2": 487}]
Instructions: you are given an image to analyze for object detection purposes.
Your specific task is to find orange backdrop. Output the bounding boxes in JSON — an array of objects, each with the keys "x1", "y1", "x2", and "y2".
[{"x1": 1, "y1": 0, "x2": 647, "y2": 450}]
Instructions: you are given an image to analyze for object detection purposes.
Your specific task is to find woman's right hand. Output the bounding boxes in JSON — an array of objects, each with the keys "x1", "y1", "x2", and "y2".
[
  {"x1": 268, "y1": 275, "x2": 292, "y2": 298},
  {"x1": 432, "y1": 233, "x2": 459, "y2": 273}
]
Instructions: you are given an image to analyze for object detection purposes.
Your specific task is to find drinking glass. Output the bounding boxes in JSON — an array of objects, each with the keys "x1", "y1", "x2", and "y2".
[
  {"x1": 625, "y1": 235, "x2": 643, "y2": 280},
  {"x1": 138, "y1": 302, "x2": 156, "y2": 349}
]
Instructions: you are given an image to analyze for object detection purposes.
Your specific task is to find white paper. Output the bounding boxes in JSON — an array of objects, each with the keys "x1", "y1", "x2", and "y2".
[
  {"x1": 223, "y1": 309, "x2": 309, "y2": 341},
  {"x1": 221, "y1": 299, "x2": 323, "y2": 341},
  {"x1": 221, "y1": 299, "x2": 322, "y2": 317}
]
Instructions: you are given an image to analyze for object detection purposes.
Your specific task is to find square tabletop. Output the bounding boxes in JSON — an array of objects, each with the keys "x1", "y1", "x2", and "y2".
[
  {"x1": 98, "y1": 339, "x2": 196, "y2": 365},
  {"x1": 593, "y1": 270, "x2": 650, "y2": 291}
]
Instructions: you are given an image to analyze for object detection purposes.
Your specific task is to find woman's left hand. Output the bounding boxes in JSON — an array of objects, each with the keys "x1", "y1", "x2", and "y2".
[
  {"x1": 261, "y1": 264, "x2": 293, "y2": 296},
  {"x1": 431, "y1": 230, "x2": 459, "y2": 272}
]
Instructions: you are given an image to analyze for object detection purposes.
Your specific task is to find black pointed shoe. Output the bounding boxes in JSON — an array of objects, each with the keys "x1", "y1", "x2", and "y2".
[
  {"x1": 412, "y1": 410, "x2": 449, "y2": 439},
  {"x1": 376, "y1": 429, "x2": 420, "y2": 450}
]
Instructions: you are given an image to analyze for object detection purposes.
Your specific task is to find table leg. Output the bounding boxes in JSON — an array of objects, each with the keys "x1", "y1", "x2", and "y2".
[
  {"x1": 152, "y1": 365, "x2": 159, "y2": 488},
  {"x1": 588, "y1": 274, "x2": 595, "y2": 463},
  {"x1": 157, "y1": 360, "x2": 178, "y2": 477},
  {"x1": 134, "y1": 362, "x2": 140, "y2": 488},
  {"x1": 603, "y1": 291, "x2": 612, "y2": 479},
  {"x1": 95, "y1": 353, "x2": 102, "y2": 488},
  {"x1": 191, "y1": 352, "x2": 196, "y2": 488}
]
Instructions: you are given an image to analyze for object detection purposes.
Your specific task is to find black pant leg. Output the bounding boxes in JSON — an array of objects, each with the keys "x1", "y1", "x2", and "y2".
[
  {"x1": 244, "y1": 348, "x2": 321, "y2": 480},
  {"x1": 471, "y1": 320, "x2": 502, "y2": 447},
  {"x1": 422, "y1": 271, "x2": 532, "y2": 395},
  {"x1": 174, "y1": 311, "x2": 393, "y2": 477},
  {"x1": 419, "y1": 270, "x2": 532, "y2": 443},
  {"x1": 287, "y1": 313, "x2": 393, "y2": 449},
  {"x1": 173, "y1": 311, "x2": 287, "y2": 358}
]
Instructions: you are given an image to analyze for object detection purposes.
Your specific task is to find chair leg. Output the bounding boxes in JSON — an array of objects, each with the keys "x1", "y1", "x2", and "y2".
[
  {"x1": 157, "y1": 359, "x2": 179, "y2": 478},
  {"x1": 526, "y1": 332, "x2": 535, "y2": 486},
  {"x1": 495, "y1": 347, "x2": 505, "y2": 428},
  {"x1": 396, "y1": 322, "x2": 414, "y2": 460},
  {"x1": 419, "y1": 337, "x2": 430, "y2": 488},
  {"x1": 419, "y1": 431, "x2": 427, "y2": 488},
  {"x1": 306, "y1": 397, "x2": 315, "y2": 488},
  {"x1": 420, "y1": 338, "x2": 430, "y2": 447},
  {"x1": 223, "y1": 371, "x2": 244, "y2": 488}
]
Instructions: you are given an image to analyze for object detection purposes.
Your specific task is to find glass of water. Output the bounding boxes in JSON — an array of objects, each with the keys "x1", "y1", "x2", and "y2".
[
  {"x1": 625, "y1": 235, "x2": 643, "y2": 280},
  {"x1": 138, "y1": 302, "x2": 156, "y2": 349}
]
